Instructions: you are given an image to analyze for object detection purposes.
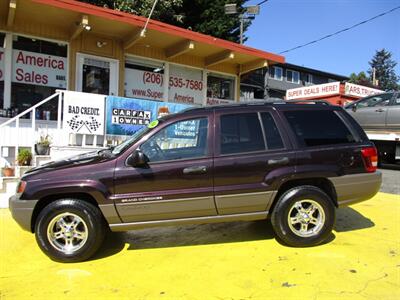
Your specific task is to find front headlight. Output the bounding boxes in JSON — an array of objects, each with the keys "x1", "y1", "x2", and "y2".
[{"x1": 16, "y1": 181, "x2": 27, "y2": 194}]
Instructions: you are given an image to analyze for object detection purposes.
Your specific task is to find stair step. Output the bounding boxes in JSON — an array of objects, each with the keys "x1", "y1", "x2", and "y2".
[{"x1": 0, "y1": 177, "x2": 19, "y2": 208}]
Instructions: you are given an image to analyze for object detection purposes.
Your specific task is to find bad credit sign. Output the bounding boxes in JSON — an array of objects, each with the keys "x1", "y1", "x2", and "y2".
[
  {"x1": 12, "y1": 49, "x2": 67, "y2": 88},
  {"x1": 344, "y1": 83, "x2": 383, "y2": 98},
  {"x1": 286, "y1": 82, "x2": 340, "y2": 100}
]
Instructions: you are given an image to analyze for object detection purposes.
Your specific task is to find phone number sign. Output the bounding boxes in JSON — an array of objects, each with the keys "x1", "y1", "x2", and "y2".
[{"x1": 168, "y1": 65, "x2": 204, "y2": 105}]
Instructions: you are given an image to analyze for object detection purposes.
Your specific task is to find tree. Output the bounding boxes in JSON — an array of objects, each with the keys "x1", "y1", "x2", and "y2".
[
  {"x1": 348, "y1": 71, "x2": 375, "y2": 88},
  {"x1": 80, "y1": 0, "x2": 183, "y2": 25},
  {"x1": 368, "y1": 49, "x2": 399, "y2": 91},
  {"x1": 78, "y1": 0, "x2": 250, "y2": 43},
  {"x1": 178, "y1": 0, "x2": 251, "y2": 43}
]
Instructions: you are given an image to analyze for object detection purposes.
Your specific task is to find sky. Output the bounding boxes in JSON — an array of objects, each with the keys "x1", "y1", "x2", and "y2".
[{"x1": 245, "y1": 0, "x2": 400, "y2": 78}]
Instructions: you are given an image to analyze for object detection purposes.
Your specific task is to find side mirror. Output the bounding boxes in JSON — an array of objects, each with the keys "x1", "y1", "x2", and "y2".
[
  {"x1": 127, "y1": 150, "x2": 148, "y2": 167},
  {"x1": 352, "y1": 104, "x2": 357, "y2": 112}
]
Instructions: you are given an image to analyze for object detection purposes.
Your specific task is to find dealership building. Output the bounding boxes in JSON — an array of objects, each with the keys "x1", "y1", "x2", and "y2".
[{"x1": 0, "y1": 0, "x2": 285, "y2": 119}]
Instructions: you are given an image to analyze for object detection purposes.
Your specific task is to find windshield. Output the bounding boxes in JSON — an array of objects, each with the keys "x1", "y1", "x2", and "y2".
[{"x1": 111, "y1": 126, "x2": 153, "y2": 155}]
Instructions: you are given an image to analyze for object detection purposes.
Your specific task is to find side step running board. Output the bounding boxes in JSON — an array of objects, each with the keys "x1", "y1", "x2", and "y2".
[{"x1": 109, "y1": 211, "x2": 269, "y2": 232}]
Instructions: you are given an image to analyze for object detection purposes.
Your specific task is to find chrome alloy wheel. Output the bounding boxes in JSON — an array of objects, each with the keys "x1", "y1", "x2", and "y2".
[
  {"x1": 47, "y1": 212, "x2": 88, "y2": 254},
  {"x1": 287, "y1": 200, "x2": 325, "y2": 237}
]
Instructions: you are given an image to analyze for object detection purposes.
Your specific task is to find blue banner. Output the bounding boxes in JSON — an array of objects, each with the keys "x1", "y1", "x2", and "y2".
[{"x1": 105, "y1": 96, "x2": 192, "y2": 137}]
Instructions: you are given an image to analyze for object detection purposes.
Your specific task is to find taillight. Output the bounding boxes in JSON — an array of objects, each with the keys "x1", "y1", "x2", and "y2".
[
  {"x1": 16, "y1": 181, "x2": 26, "y2": 194},
  {"x1": 361, "y1": 146, "x2": 378, "y2": 173}
]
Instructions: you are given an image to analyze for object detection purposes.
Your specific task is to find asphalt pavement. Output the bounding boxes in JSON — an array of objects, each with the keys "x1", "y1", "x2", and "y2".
[{"x1": 379, "y1": 166, "x2": 400, "y2": 195}]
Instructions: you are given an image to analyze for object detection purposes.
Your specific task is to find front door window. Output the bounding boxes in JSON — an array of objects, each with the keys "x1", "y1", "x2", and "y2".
[
  {"x1": 76, "y1": 54, "x2": 118, "y2": 96},
  {"x1": 82, "y1": 58, "x2": 110, "y2": 95}
]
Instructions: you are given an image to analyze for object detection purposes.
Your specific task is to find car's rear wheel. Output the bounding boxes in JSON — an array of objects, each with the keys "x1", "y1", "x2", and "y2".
[
  {"x1": 271, "y1": 185, "x2": 335, "y2": 247},
  {"x1": 35, "y1": 199, "x2": 106, "y2": 262}
]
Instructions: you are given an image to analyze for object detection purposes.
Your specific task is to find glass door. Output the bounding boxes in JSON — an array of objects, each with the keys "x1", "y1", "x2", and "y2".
[{"x1": 76, "y1": 53, "x2": 118, "y2": 96}]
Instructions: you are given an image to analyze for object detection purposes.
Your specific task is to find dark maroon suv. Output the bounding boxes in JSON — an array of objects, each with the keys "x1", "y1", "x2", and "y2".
[{"x1": 9, "y1": 102, "x2": 382, "y2": 262}]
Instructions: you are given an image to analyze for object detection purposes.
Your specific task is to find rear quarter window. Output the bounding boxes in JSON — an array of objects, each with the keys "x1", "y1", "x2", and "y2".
[{"x1": 283, "y1": 110, "x2": 356, "y2": 147}]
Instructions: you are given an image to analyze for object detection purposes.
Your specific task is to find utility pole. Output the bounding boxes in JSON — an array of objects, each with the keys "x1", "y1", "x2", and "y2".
[
  {"x1": 239, "y1": 16, "x2": 244, "y2": 44},
  {"x1": 225, "y1": 4, "x2": 260, "y2": 44}
]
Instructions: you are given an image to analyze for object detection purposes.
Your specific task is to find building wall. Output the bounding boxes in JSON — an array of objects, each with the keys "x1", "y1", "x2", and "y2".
[{"x1": 241, "y1": 64, "x2": 348, "y2": 100}]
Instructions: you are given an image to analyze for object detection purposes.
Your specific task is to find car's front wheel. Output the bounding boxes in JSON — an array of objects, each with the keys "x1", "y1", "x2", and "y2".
[
  {"x1": 271, "y1": 185, "x2": 335, "y2": 247},
  {"x1": 35, "y1": 199, "x2": 106, "y2": 262}
]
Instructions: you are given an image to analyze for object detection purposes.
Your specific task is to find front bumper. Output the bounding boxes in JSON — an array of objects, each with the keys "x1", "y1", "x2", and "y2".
[
  {"x1": 9, "y1": 195, "x2": 38, "y2": 232},
  {"x1": 329, "y1": 171, "x2": 382, "y2": 207}
]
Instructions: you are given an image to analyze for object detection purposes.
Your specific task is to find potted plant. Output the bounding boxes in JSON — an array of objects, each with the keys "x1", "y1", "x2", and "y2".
[
  {"x1": 35, "y1": 134, "x2": 51, "y2": 155},
  {"x1": 2, "y1": 167, "x2": 14, "y2": 177},
  {"x1": 17, "y1": 149, "x2": 32, "y2": 166}
]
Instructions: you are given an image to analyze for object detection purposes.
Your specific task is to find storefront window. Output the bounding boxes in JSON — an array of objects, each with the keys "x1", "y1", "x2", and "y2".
[
  {"x1": 124, "y1": 58, "x2": 164, "y2": 101},
  {"x1": 10, "y1": 36, "x2": 67, "y2": 120},
  {"x1": 0, "y1": 33, "x2": 5, "y2": 112},
  {"x1": 206, "y1": 73, "x2": 235, "y2": 105},
  {"x1": 169, "y1": 64, "x2": 204, "y2": 105}
]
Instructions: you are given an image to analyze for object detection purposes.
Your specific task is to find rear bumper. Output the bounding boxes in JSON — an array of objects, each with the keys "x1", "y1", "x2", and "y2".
[
  {"x1": 9, "y1": 195, "x2": 38, "y2": 232},
  {"x1": 329, "y1": 172, "x2": 382, "y2": 207}
]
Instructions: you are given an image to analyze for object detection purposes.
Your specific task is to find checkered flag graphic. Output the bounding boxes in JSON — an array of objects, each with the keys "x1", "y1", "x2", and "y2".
[
  {"x1": 67, "y1": 115, "x2": 83, "y2": 131},
  {"x1": 86, "y1": 116, "x2": 101, "y2": 132},
  {"x1": 67, "y1": 115, "x2": 101, "y2": 133}
]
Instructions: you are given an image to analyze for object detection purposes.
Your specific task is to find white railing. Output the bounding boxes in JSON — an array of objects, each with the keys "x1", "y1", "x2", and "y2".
[
  {"x1": 0, "y1": 90, "x2": 107, "y2": 165},
  {"x1": 0, "y1": 91, "x2": 62, "y2": 158}
]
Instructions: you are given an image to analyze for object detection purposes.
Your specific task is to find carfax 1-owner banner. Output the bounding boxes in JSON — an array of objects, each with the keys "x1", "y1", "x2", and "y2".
[
  {"x1": 106, "y1": 96, "x2": 192, "y2": 137},
  {"x1": 12, "y1": 49, "x2": 67, "y2": 88},
  {"x1": 63, "y1": 91, "x2": 105, "y2": 135}
]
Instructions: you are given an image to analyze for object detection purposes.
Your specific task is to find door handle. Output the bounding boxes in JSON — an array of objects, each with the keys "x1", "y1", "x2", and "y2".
[
  {"x1": 183, "y1": 166, "x2": 207, "y2": 175},
  {"x1": 267, "y1": 157, "x2": 289, "y2": 166},
  {"x1": 375, "y1": 108, "x2": 385, "y2": 112}
]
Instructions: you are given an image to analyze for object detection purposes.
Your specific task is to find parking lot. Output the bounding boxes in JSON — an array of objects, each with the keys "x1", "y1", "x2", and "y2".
[{"x1": 0, "y1": 169, "x2": 399, "y2": 300}]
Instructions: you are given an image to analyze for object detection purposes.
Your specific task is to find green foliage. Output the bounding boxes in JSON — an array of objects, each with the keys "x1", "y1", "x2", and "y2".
[
  {"x1": 37, "y1": 134, "x2": 51, "y2": 147},
  {"x1": 17, "y1": 149, "x2": 32, "y2": 166},
  {"x1": 178, "y1": 0, "x2": 251, "y2": 43},
  {"x1": 368, "y1": 49, "x2": 399, "y2": 91},
  {"x1": 78, "y1": 0, "x2": 250, "y2": 42},
  {"x1": 348, "y1": 71, "x2": 375, "y2": 88}
]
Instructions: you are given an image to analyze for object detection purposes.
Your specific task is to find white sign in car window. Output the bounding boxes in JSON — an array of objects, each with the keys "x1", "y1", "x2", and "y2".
[
  {"x1": 344, "y1": 83, "x2": 383, "y2": 98},
  {"x1": 125, "y1": 68, "x2": 164, "y2": 101},
  {"x1": 0, "y1": 47, "x2": 4, "y2": 81},
  {"x1": 169, "y1": 65, "x2": 204, "y2": 105},
  {"x1": 12, "y1": 49, "x2": 67, "y2": 88},
  {"x1": 63, "y1": 91, "x2": 105, "y2": 135}
]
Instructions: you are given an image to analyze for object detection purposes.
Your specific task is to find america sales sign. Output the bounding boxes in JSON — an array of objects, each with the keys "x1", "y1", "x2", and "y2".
[{"x1": 12, "y1": 49, "x2": 67, "y2": 88}]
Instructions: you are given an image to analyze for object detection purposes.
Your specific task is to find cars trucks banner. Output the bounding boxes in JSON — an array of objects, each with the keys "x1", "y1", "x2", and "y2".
[
  {"x1": 63, "y1": 91, "x2": 106, "y2": 135},
  {"x1": 344, "y1": 83, "x2": 383, "y2": 98},
  {"x1": 105, "y1": 96, "x2": 192, "y2": 137}
]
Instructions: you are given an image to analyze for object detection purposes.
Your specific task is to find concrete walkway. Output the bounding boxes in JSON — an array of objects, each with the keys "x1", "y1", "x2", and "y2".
[{"x1": 1, "y1": 192, "x2": 399, "y2": 299}]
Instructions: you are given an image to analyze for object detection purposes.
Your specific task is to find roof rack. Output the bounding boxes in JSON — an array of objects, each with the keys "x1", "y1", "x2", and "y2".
[{"x1": 284, "y1": 99, "x2": 331, "y2": 105}]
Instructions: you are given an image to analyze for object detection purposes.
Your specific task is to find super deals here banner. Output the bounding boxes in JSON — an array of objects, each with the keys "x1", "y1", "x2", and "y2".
[
  {"x1": 63, "y1": 91, "x2": 106, "y2": 135},
  {"x1": 106, "y1": 96, "x2": 192, "y2": 137}
]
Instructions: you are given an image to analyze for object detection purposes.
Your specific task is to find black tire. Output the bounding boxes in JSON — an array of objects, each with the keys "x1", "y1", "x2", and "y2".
[
  {"x1": 35, "y1": 199, "x2": 106, "y2": 263},
  {"x1": 271, "y1": 185, "x2": 335, "y2": 247}
]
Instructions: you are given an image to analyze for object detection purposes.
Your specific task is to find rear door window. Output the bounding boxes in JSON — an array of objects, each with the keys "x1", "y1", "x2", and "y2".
[
  {"x1": 260, "y1": 112, "x2": 284, "y2": 150},
  {"x1": 220, "y1": 113, "x2": 265, "y2": 154},
  {"x1": 283, "y1": 110, "x2": 356, "y2": 147}
]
